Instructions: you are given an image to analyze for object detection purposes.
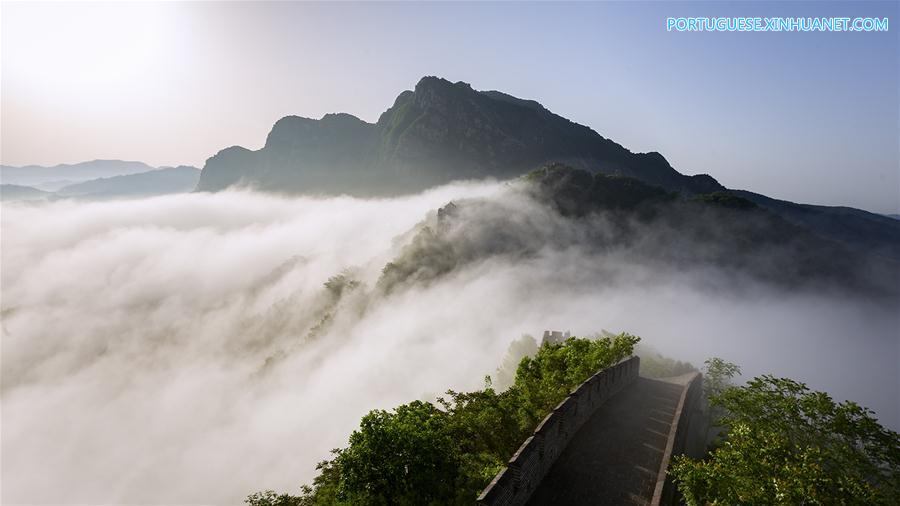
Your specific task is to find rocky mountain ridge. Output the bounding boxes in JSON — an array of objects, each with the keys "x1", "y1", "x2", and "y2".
[
  {"x1": 195, "y1": 76, "x2": 900, "y2": 260},
  {"x1": 196, "y1": 77, "x2": 720, "y2": 196}
]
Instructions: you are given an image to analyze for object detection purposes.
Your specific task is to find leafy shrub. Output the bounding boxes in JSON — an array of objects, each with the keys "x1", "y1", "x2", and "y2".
[
  {"x1": 337, "y1": 401, "x2": 460, "y2": 505},
  {"x1": 246, "y1": 491, "x2": 303, "y2": 506},
  {"x1": 671, "y1": 375, "x2": 900, "y2": 505}
]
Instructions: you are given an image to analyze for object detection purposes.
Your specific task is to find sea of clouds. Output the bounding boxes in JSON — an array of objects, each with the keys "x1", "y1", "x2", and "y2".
[{"x1": 2, "y1": 184, "x2": 897, "y2": 505}]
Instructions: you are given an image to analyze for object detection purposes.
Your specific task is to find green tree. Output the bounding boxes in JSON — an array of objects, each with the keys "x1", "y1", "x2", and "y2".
[
  {"x1": 492, "y1": 334, "x2": 539, "y2": 390},
  {"x1": 671, "y1": 375, "x2": 900, "y2": 505},
  {"x1": 437, "y1": 386, "x2": 521, "y2": 470},
  {"x1": 335, "y1": 400, "x2": 460, "y2": 505},
  {"x1": 246, "y1": 490, "x2": 304, "y2": 506},
  {"x1": 513, "y1": 332, "x2": 639, "y2": 429},
  {"x1": 437, "y1": 385, "x2": 521, "y2": 500},
  {"x1": 702, "y1": 357, "x2": 741, "y2": 400}
]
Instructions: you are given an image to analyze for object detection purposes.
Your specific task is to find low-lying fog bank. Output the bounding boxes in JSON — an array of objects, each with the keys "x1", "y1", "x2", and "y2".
[{"x1": 2, "y1": 184, "x2": 897, "y2": 505}]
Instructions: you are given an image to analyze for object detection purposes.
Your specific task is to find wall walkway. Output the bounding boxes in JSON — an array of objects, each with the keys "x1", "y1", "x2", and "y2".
[{"x1": 478, "y1": 360, "x2": 704, "y2": 506}]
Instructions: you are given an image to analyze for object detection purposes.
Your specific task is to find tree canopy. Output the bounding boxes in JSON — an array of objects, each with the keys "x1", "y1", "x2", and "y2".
[{"x1": 671, "y1": 374, "x2": 900, "y2": 505}]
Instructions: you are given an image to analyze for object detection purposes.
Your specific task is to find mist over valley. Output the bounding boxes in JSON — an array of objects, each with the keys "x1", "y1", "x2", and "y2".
[{"x1": 2, "y1": 171, "x2": 897, "y2": 503}]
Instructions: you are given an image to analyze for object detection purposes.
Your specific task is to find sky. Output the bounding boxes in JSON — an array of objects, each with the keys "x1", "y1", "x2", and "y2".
[{"x1": 2, "y1": 1, "x2": 898, "y2": 213}]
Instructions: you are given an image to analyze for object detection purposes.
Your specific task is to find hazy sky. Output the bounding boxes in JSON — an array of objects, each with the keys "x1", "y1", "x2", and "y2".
[{"x1": 2, "y1": 1, "x2": 898, "y2": 213}]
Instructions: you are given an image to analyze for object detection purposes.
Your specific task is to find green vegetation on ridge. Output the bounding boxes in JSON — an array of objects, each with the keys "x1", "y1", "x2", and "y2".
[
  {"x1": 672, "y1": 360, "x2": 900, "y2": 505},
  {"x1": 247, "y1": 332, "x2": 640, "y2": 505},
  {"x1": 525, "y1": 163, "x2": 676, "y2": 216}
]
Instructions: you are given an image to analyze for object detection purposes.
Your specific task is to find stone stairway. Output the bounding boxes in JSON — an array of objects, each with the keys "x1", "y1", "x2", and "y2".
[{"x1": 526, "y1": 377, "x2": 687, "y2": 506}]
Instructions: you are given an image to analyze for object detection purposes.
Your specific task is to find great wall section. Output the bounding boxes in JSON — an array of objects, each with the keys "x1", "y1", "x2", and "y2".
[{"x1": 477, "y1": 343, "x2": 707, "y2": 506}]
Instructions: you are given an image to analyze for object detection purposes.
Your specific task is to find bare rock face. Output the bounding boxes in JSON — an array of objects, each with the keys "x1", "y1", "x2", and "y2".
[{"x1": 196, "y1": 76, "x2": 719, "y2": 196}]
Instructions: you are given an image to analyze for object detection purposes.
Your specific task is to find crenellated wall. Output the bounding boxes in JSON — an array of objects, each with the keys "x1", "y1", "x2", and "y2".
[{"x1": 476, "y1": 356, "x2": 641, "y2": 506}]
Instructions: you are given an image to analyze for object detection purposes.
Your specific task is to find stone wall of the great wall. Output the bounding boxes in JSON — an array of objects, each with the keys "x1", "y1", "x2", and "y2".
[
  {"x1": 476, "y1": 356, "x2": 641, "y2": 506},
  {"x1": 650, "y1": 371, "x2": 706, "y2": 506}
]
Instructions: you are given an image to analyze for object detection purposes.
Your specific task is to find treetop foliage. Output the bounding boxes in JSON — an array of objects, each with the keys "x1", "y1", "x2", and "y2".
[
  {"x1": 524, "y1": 163, "x2": 676, "y2": 216},
  {"x1": 672, "y1": 374, "x2": 900, "y2": 505},
  {"x1": 702, "y1": 357, "x2": 741, "y2": 400}
]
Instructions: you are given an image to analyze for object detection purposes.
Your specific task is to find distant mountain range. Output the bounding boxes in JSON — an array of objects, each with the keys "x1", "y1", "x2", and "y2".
[
  {"x1": 56, "y1": 166, "x2": 199, "y2": 199},
  {"x1": 1, "y1": 160, "x2": 157, "y2": 189},
  {"x1": 0, "y1": 184, "x2": 53, "y2": 201},
  {"x1": 1, "y1": 166, "x2": 200, "y2": 201},
  {"x1": 196, "y1": 76, "x2": 900, "y2": 260}
]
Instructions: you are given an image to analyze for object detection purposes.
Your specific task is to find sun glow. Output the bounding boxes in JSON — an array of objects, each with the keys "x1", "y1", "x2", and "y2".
[{"x1": 3, "y1": 1, "x2": 178, "y2": 107}]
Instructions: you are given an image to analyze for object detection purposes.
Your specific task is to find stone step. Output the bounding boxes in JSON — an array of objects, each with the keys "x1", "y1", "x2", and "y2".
[{"x1": 527, "y1": 377, "x2": 689, "y2": 506}]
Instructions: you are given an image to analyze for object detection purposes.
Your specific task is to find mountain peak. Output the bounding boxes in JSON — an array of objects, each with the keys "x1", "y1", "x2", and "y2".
[
  {"x1": 320, "y1": 112, "x2": 369, "y2": 125},
  {"x1": 414, "y1": 76, "x2": 473, "y2": 93},
  {"x1": 409, "y1": 76, "x2": 477, "y2": 111},
  {"x1": 200, "y1": 76, "x2": 721, "y2": 196}
]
